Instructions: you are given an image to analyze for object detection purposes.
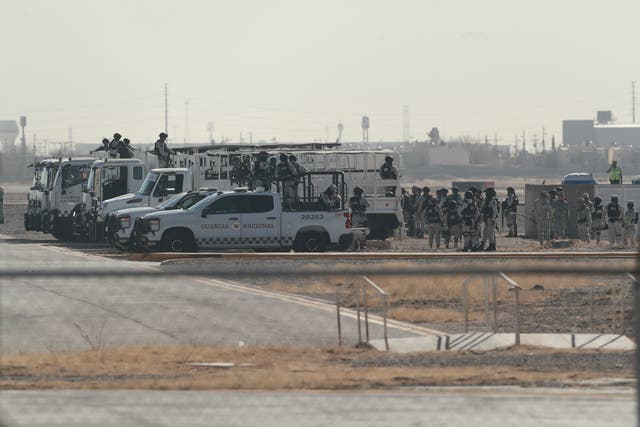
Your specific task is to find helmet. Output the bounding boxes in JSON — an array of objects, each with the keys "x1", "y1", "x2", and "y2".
[
  {"x1": 611, "y1": 195, "x2": 619, "y2": 201},
  {"x1": 258, "y1": 151, "x2": 269, "y2": 157},
  {"x1": 102, "y1": 138, "x2": 109, "y2": 144},
  {"x1": 440, "y1": 187, "x2": 448, "y2": 195},
  {"x1": 279, "y1": 153, "x2": 288, "y2": 161},
  {"x1": 582, "y1": 193, "x2": 590, "y2": 198},
  {"x1": 354, "y1": 186, "x2": 364, "y2": 194},
  {"x1": 385, "y1": 156, "x2": 394, "y2": 162},
  {"x1": 593, "y1": 196, "x2": 602, "y2": 204},
  {"x1": 159, "y1": 132, "x2": 168, "y2": 138},
  {"x1": 411, "y1": 185, "x2": 420, "y2": 193},
  {"x1": 507, "y1": 186, "x2": 515, "y2": 193},
  {"x1": 288, "y1": 154, "x2": 297, "y2": 162},
  {"x1": 485, "y1": 187, "x2": 495, "y2": 195},
  {"x1": 627, "y1": 200, "x2": 634, "y2": 207},
  {"x1": 328, "y1": 184, "x2": 337, "y2": 193},
  {"x1": 548, "y1": 189, "x2": 557, "y2": 196},
  {"x1": 464, "y1": 190, "x2": 473, "y2": 199},
  {"x1": 123, "y1": 138, "x2": 130, "y2": 144},
  {"x1": 113, "y1": 133, "x2": 122, "y2": 139},
  {"x1": 422, "y1": 186, "x2": 430, "y2": 193},
  {"x1": 556, "y1": 186, "x2": 564, "y2": 193},
  {"x1": 452, "y1": 186, "x2": 459, "y2": 193},
  {"x1": 401, "y1": 188, "x2": 407, "y2": 194}
]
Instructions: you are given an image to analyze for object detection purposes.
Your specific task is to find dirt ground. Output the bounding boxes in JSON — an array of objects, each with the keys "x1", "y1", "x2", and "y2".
[{"x1": 0, "y1": 346, "x2": 633, "y2": 391}]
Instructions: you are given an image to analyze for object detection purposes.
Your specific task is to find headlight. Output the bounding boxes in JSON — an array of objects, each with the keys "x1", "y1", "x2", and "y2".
[
  {"x1": 148, "y1": 218, "x2": 161, "y2": 232},
  {"x1": 120, "y1": 216, "x2": 131, "y2": 229}
]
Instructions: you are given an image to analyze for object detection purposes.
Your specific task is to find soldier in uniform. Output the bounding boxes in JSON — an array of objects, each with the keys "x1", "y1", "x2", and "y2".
[
  {"x1": 623, "y1": 201, "x2": 638, "y2": 247},
  {"x1": 400, "y1": 188, "x2": 413, "y2": 234},
  {"x1": 349, "y1": 186, "x2": 370, "y2": 250},
  {"x1": 533, "y1": 191, "x2": 552, "y2": 247},
  {"x1": 424, "y1": 194, "x2": 445, "y2": 250},
  {"x1": 460, "y1": 190, "x2": 480, "y2": 252},
  {"x1": 108, "y1": 133, "x2": 122, "y2": 158},
  {"x1": 605, "y1": 195, "x2": 624, "y2": 246},
  {"x1": 576, "y1": 197, "x2": 592, "y2": 242},
  {"x1": 591, "y1": 196, "x2": 604, "y2": 244},
  {"x1": 90, "y1": 138, "x2": 110, "y2": 155},
  {"x1": 444, "y1": 199, "x2": 462, "y2": 249},
  {"x1": 410, "y1": 186, "x2": 424, "y2": 238},
  {"x1": 378, "y1": 156, "x2": 398, "y2": 196},
  {"x1": 118, "y1": 138, "x2": 136, "y2": 159},
  {"x1": 276, "y1": 153, "x2": 297, "y2": 210},
  {"x1": 502, "y1": 187, "x2": 519, "y2": 237},
  {"x1": 252, "y1": 151, "x2": 273, "y2": 190},
  {"x1": 154, "y1": 132, "x2": 173, "y2": 167},
  {"x1": 319, "y1": 184, "x2": 341, "y2": 210},
  {"x1": 550, "y1": 189, "x2": 569, "y2": 239},
  {"x1": 450, "y1": 186, "x2": 462, "y2": 204},
  {"x1": 480, "y1": 187, "x2": 499, "y2": 251}
]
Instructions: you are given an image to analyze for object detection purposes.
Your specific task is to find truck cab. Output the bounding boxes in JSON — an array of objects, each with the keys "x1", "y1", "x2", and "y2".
[
  {"x1": 99, "y1": 168, "x2": 192, "y2": 218},
  {"x1": 78, "y1": 158, "x2": 146, "y2": 241}
]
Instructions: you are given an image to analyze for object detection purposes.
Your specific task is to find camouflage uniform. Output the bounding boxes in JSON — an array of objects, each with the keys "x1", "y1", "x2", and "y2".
[
  {"x1": 550, "y1": 194, "x2": 569, "y2": 239},
  {"x1": 623, "y1": 203, "x2": 638, "y2": 247},
  {"x1": 576, "y1": 201, "x2": 592, "y2": 242},
  {"x1": 605, "y1": 197, "x2": 623, "y2": 246},
  {"x1": 591, "y1": 198, "x2": 604, "y2": 244},
  {"x1": 533, "y1": 194, "x2": 552, "y2": 246},
  {"x1": 460, "y1": 192, "x2": 480, "y2": 251},
  {"x1": 502, "y1": 190, "x2": 519, "y2": 237},
  {"x1": 480, "y1": 188, "x2": 499, "y2": 251},
  {"x1": 424, "y1": 196, "x2": 444, "y2": 250},
  {"x1": 444, "y1": 200, "x2": 462, "y2": 249}
]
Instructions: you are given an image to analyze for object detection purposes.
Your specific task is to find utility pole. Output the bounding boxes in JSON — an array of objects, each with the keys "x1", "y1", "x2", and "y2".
[
  {"x1": 551, "y1": 135, "x2": 556, "y2": 152},
  {"x1": 32, "y1": 133, "x2": 37, "y2": 161},
  {"x1": 522, "y1": 129, "x2": 526, "y2": 153},
  {"x1": 402, "y1": 105, "x2": 410, "y2": 142},
  {"x1": 184, "y1": 100, "x2": 189, "y2": 145},
  {"x1": 514, "y1": 135, "x2": 519, "y2": 156},
  {"x1": 633, "y1": 81, "x2": 636, "y2": 124},
  {"x1": 19, "y1": 116, "x2": 27, "y2": 156},
  {"x1": 533, "y1": 134, "x2": 538, "y2": 154},
  {"x1": 542, "y1": 127, "x2": 546, "y2": 153},
  {"x1": 207, "y1": 121, "x2": 215, "y2": 143},
  {"x1": 164, "y1": 83, "x2": 168, "y2": 135}
]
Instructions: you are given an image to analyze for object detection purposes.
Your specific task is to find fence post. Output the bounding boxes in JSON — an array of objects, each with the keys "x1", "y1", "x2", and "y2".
[
  {"x1": 363, "y1": 283, "x2": 370, "y2": 343},
  {"x1": 383, "y1": 295, "x2": 389, "y2": 350},
  {"x1": 356, "y1": 282, "x2": 362, "y2": 344},
  {"x1": 492, "y1": 274, "x2": 498, "y2": 332},
  {"x1": 514, "y1": 286, "x2": 521, "y2": 346},
  {"x1": 336, "y1": 286, "x2": 342, "y2": 347},
  {"x1": 463, "y1": 282, "x2": 469, "y2": 333}
]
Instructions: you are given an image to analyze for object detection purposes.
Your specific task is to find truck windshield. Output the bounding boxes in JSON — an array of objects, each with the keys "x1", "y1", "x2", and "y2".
[
  {"x1": 157, "y1": 192, "x2": 188, "y2": 210},
  {"x1": 139, "y1": 172, "x2": 159, "y2": 196},
  {"x1": 45, "y1": 165, "x2": 59, "y2": 190},
  {"x1": 86, "y1": 167, "x2": 96, "y2": 192}
]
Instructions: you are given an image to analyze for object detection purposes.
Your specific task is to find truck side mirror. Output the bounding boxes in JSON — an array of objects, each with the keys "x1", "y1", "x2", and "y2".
[
  {"x1": 201, "y1": 210, "x2": 208, "y2": 218},
  {"x1": 81, "y1": 183, "x2": 88, "y2": 192}
]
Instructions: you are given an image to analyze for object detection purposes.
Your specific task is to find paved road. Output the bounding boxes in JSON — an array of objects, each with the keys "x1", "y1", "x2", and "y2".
[
  {"x1": 0, "y1": 234, "x2": 420, "y2": 353},
  {"x1": 0, "y1": 388, "x2": 633, "y2": 427}
]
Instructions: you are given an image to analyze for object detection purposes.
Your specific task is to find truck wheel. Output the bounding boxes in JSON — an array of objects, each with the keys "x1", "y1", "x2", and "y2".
[
  {"x1": 294, "y1": 232, "x2": 326, "y2": 252},
  {"x1": 161, "y1": 230, "x2": 196, "y2": 252}
]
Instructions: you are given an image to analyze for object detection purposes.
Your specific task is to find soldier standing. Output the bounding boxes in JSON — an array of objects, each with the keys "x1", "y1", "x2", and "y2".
[
  {"x1": 349, "y1": 186, "x2": 370, "y2": 250},
  {"x1": 444, "y1": 199, "x2": 462, "y2": 249},
  {"x1": 576, "y1": 198, "x2": 592, "y2": 242},
  {"x1": 379, "y1": 156, "x2": 399, "y2": 196},
  {"x1": 502, "y1": 187, "x2": 519, "y2": 237},
  {"x1": 623, "y1": 201, "x2": 638, "y2": 247},
  {"x1": 252, "y1": 151, "x2": 273, "y2": 190},
  {"x1": 118, "y1": 138, "x2": 136, "y2": 159},
  {"x1": 480, "y1": 187, "x2": 499, "y2": 251},
  {"x1": 410, "y1": 186, "x2": 424, "y2": 238},
  {"x1": 424, "y1": 195, "x2": 445, "y2": 250},
  {"x1": 154, "y1": 132, "x2": 173, "y2": 167},
  {"x1": 108, "y1": 133, "x2": 122, "y2": 158},
  {"x1": 533, "y1": 191, "x2": 552, "y2": 247},
  {"x1": 450, "y1": 186, "x2": 462, "y2": 204},
  {"x1": 460, "y1": 190, "x2": 480, "y2": 252},
  {"x1": 607, "y1": 160, "x2": 623, "y2": 184},
  {"x1": 551, "y1": 189, "x2": 569, "y2": 239},
  {"x1": 276, "y1": 154, "x2": 297, "y2": 210},
  {"x1": 591, "y1": 196, "x2": 604, "y2": 244},
  {"x1": 400, "y1": 188, "x2": 413, "y2": 235},
  {"x1": 90, "y1": 138, "x2": 110, "y2": 155},
  {"x1": 605, "y1": 195, "x2": 623, "y2": 246}
]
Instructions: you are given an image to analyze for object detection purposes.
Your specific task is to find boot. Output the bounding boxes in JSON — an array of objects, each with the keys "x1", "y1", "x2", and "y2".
[{"x1": 487, "y1": 243, "x2": 496, "y2": 251}]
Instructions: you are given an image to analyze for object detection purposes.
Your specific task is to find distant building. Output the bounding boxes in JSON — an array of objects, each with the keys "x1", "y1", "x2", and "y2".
[
  {"x1": 562, "y1": 112, "x2": 640, "y2": 147},
  {"x1": 0, "y1": 120, "x2": 19, "y2": 153}
]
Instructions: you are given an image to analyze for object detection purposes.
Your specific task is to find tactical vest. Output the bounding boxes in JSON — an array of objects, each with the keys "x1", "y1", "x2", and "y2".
[
  {"x1": 592, "y1": 204, "x2": 603, "y2": 219},
  {"x1": 461, "y1": 204, "x2": 476, "y2": 226},
  {"x1": 607, "y1": 204, "x2": 622, "y2": 220},
  {"x1": 481, "y1": 200, "x2": 494, "y2": 219},
  {"x1": 380, "y1": 164, "x2": 396, "y2": 179},
  {"x1": 609, "y1": 167, "x2": 622, "y2": 182},
  {"x1": 277, "y1": 162, "x2": 293, "y2": 178},
  {"x1": 350, "y1": 196, "x2": 367, "y2": 213},
  {"x1": 425, "y1": 203, "x2": 441, "y2": 223},
  {"x1": 447, "y1": 210, "x2": 461, "y2": 226}
]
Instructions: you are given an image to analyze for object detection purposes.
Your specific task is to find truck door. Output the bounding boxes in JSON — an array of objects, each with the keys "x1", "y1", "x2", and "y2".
[
  {"x1": 241, "y1": 194, "x2": 280, "y2": 247},
  {"x1": 151, "y1": 173, "x2": 185, "y2": 205},
  {"x1": 196, "y1": 194, "x2": 248, "y2": 248}
]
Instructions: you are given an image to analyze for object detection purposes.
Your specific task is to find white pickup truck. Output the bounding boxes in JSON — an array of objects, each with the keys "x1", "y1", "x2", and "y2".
[
  {"x1": 132, "y1": 189, "x2": 356, "y2": 252},
  {"x1": 107, "y1": 189, "x2": 217, "y2": 250}
]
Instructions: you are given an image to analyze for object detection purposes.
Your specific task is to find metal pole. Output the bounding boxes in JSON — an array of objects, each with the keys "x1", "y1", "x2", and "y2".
[
  {"x1": 463, "y1": 282, "x2": 469, "y2": 333},
  {"x1": 514, "y1": 287, "x2": 521, "y2": 346},
  {"x1": 383, "y1": 295, "x2": 389, "y2": 350},
  {"x1": 492, "y1": 274, "x2": 498, "y2": 332},
  {"x1": 336, "y1": 287, "x2": 342, "y2": 347},
  {"x1": 356, "y1": 282, "x2": 362, "y2": 344},
  {"x1": 164, "y1": 83, "x2": 168, "y2": 134},
  {"x1": 363, "y1": 283, "x2": 370, "y2": 343}
]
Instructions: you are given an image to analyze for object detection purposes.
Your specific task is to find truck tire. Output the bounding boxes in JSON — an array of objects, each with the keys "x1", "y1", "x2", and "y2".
[
  {"x1": 52, "y1": 217, "x2": 74, "y2": 241},
  {"x1": 294, "y1": 232, "x2": 326, "y2": 252},
  {"x1": 161, "y1": 230, "x2": 196, "y2": 252}
]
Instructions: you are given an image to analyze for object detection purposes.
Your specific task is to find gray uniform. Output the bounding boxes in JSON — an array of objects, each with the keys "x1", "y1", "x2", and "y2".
[
  {"x1": 460, "y1": 199, "x2": 479, "y2": 251},
  {"x1": 550, "y1": 198, "x2": 569, "y2": 239},
  {"x1": 480, "y1": 197, "x2": 499, "y2": 247},
  {"x1": 591, "y1": 202, "x2": 604, "y2": 243},
  {"x1": 623, "y1": 208, "x2": 638, "y2": 247},
  {"x1": 349, "y1": 195, "x2": 370, "y2": 249},
  {"x1": 576, "y1": 203, "x2": 592, "y2": 242},
  {"x1": 605, "y1": 202, "x2": 623, "y2": 245},
  {"x1": 533, "y1": 197, "x2": 552, "y2": 245},
  {"x1": 424, "y1": 198, "x2": 444, "y2": 250}
]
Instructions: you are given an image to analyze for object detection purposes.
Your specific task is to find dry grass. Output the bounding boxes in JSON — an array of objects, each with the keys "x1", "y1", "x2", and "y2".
[
  {"x1": 1, "y1": 346, "x2": 630, "y2": 391},
  {"x1": 388, "y1": 307, "x2": 482, "y2": 323}
]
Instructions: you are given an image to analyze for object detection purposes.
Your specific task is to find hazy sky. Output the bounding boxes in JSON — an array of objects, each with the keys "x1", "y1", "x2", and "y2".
[{"x1": 1, "y1": 0, "x2": 639, "y2": 149}]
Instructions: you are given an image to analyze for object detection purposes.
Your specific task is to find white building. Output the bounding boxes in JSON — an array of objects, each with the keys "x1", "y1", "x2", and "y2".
[{"x1": 562, "y1": 112, "x2": 640, "y2": 147}]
